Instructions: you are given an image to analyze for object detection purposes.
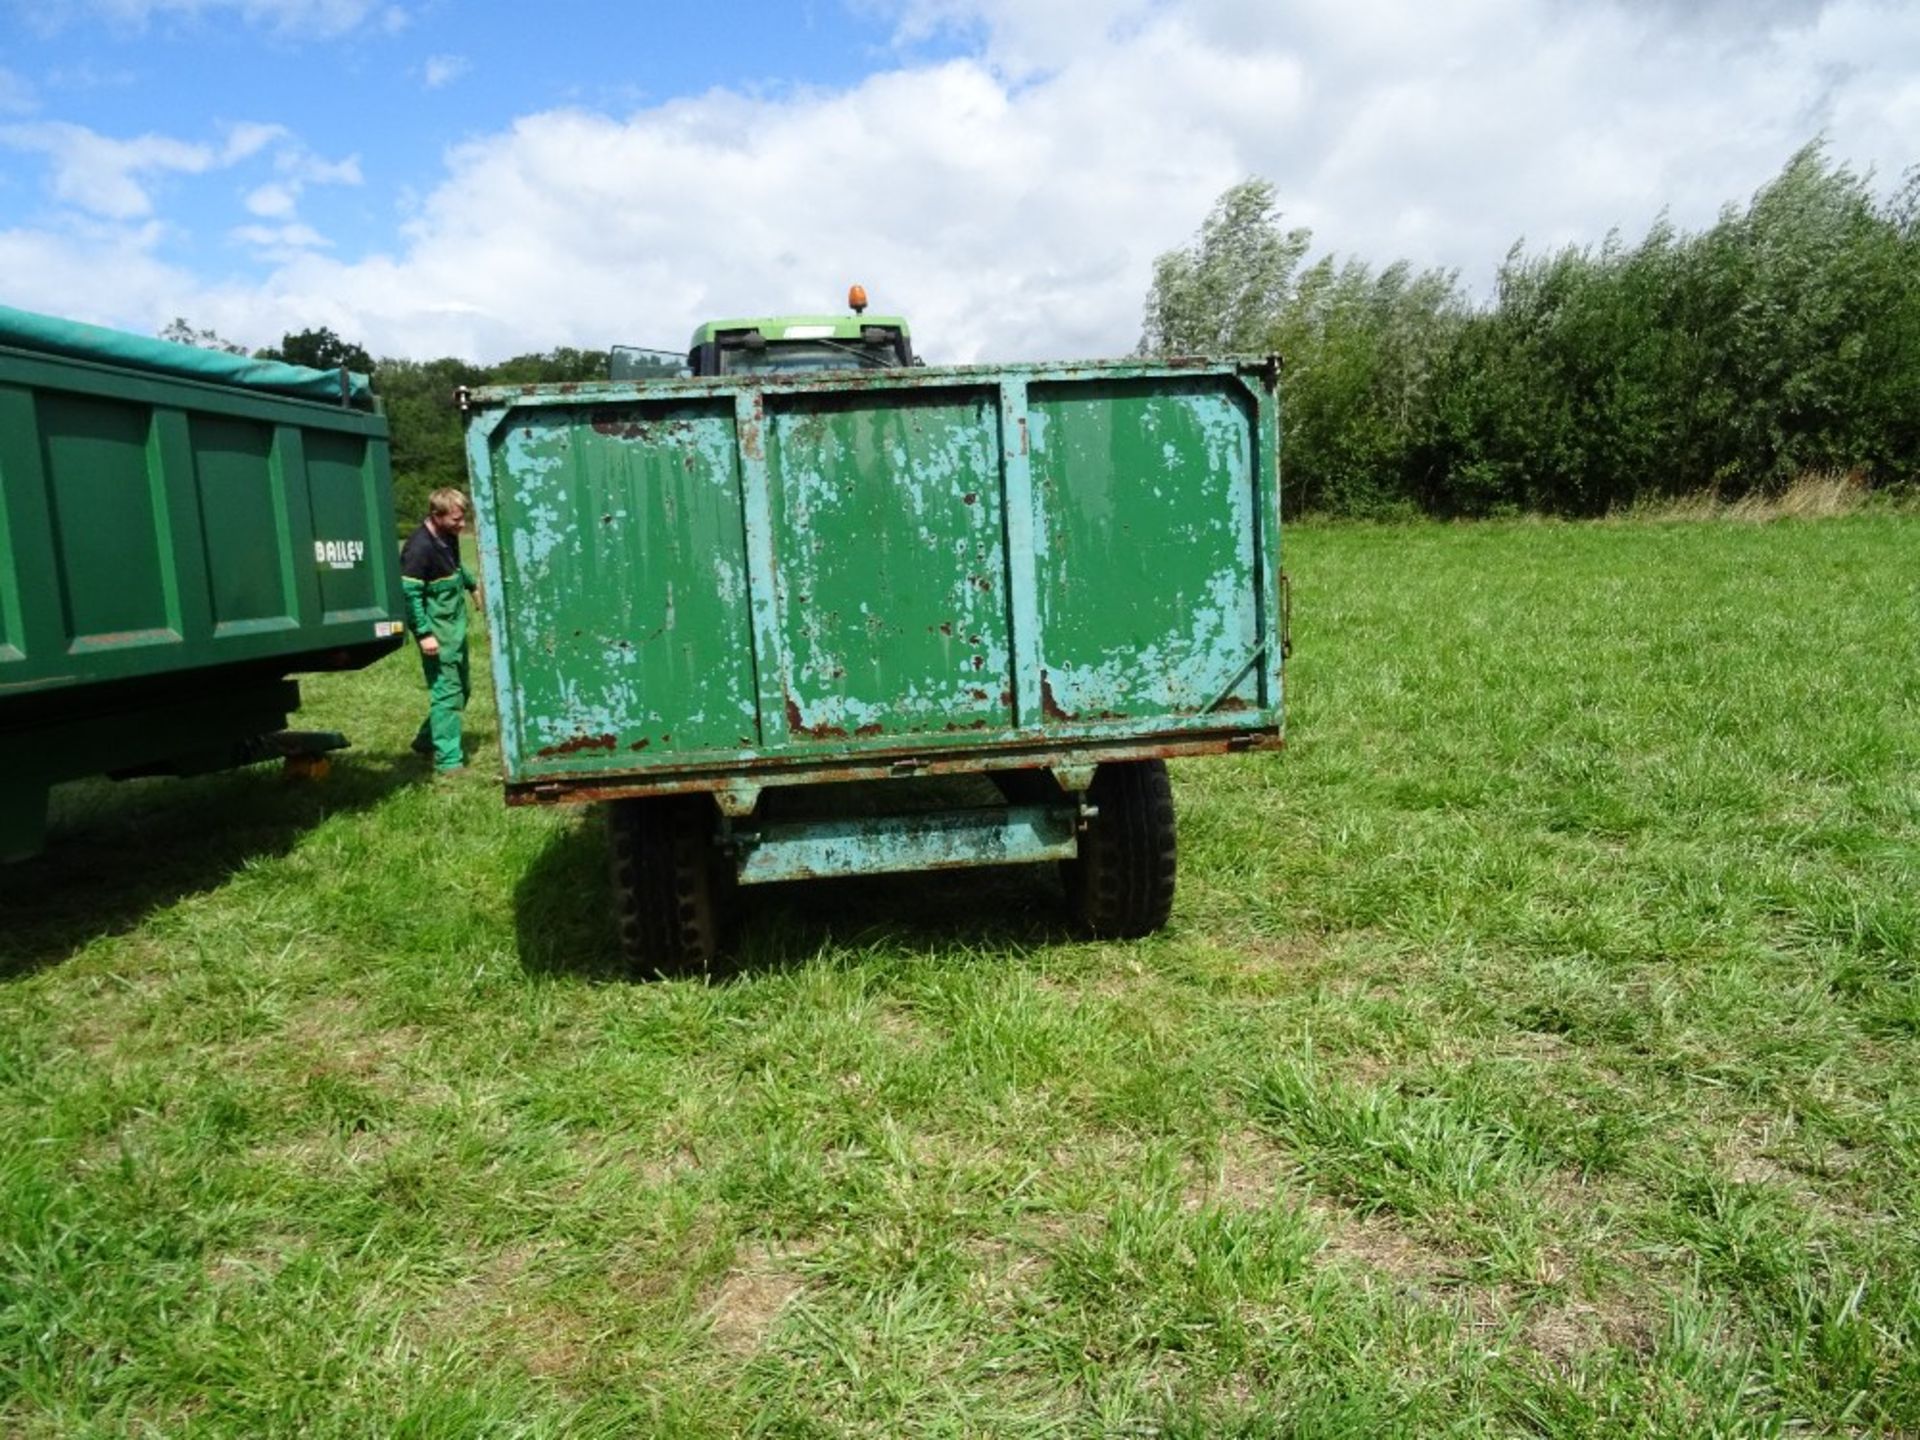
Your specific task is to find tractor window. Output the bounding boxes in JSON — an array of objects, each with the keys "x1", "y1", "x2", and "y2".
[
  {"x1": 718, "y1": 338, "x2": 904, "y2": 375},
  {"x1": 609, "y1": 346, "x2": 687, "y2": 380}
]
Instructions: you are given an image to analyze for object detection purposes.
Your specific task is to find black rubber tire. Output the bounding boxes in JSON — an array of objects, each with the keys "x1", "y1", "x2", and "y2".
[
  {"x1": 608, "y1": 794, "x2": 726, "y2": 978},
  {"x1": 1062, "y1": 759, "x2": 1177, "y2": 938}
]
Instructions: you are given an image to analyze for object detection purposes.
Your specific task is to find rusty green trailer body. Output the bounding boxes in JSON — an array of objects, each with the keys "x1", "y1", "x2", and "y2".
[
  {"x1": 0, "y1": 309, "x2": 405, "y2": 861},
  {"x1": 464, "y1": 355, "x2": 1283, "y2": 964}
]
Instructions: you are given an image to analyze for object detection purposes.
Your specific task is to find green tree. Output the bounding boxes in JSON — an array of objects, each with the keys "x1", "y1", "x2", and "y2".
[
  {"x1": 261, "y1": 326, "x2": 375, "y2": 375},
  {"x1": 1418, "y1": 144, "x2": 1920, "y2": 513},
  {"x1": 1140, "y1": 178, "x2": 1311, "y2": 355},
  {"x1": 374, "y1": 355, "x2": 487, "y2": 527},
  {"x1": 1141, "y1": 177, "x2": 1462, "y2": 515},
  {"x1": 1150, "y1": 147, "x2": 1919, "y2": 518},
  {"x1": 157, "y1": 317, "x2": 247, "y2": 354},
  {"x1": 487, "y1": 346, "x2": 611, "y2": 384},
  {"x1": 1273, "y1": 256, "x2": 1463, "y2": 515}
]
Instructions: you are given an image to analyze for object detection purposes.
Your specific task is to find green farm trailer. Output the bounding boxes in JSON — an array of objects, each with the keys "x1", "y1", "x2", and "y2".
[
  {"x1": 0, "y1": 304, "x2": 406, "y2": 861},
  {"x1": 464, "y1": 308, "x2": 1285, "y2": 972}
]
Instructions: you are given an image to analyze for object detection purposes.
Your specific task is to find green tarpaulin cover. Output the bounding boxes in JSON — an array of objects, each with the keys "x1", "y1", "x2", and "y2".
[{"x1": 0, "y1": 302, "x2": 373, "y2": 407}]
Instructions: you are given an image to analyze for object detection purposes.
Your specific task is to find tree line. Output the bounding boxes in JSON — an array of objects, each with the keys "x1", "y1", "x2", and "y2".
[
  {"x1": 1143, "y1": 145, "x2": 1920, "y2": 516},
  {"x1": 159, "y1": 321, "x2": 675, "y2": 526},
  {"x1": 178, "y1": 142, "x2": 1913, "y2": 525}
]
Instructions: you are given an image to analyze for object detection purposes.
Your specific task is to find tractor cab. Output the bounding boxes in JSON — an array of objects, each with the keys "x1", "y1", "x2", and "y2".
[{"x1": 609, "y1": 287, "x2": 915, "y2": 382}]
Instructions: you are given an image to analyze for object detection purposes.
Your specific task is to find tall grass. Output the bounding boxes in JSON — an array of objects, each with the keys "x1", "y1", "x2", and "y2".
[
  {"x1": 1623, "y1": 470, "x2": 1878, "y2": 524},
  {"x1": 2, "y1": 512, "x2": 1915, "y2": 1436}
]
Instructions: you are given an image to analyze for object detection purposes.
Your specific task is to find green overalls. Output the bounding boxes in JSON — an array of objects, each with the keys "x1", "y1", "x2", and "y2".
[{"x1": 404, "y1": 566, "x2": 477, "y2": 771}]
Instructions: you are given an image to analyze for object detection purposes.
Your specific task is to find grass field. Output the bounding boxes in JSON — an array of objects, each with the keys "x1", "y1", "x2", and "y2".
[{"x1": 3, "y1": 511, "x2": 1916, "y2": 1437}]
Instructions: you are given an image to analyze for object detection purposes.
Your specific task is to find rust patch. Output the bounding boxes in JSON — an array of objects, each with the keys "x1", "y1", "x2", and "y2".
[
  {"x1": 590, "y1": 413, "x2": 699, "y2": 442},
  {"x1": 783, "y1": 692, "x2": 848, "y2": 741},
  {"x1": 629, "y1": 738, "x2": 650, "y2": 751},
  {"x1": 962, "y1": 492, "x2": 978, "y2": 505},
  {"x1": 82, "y1": 628, "x2": 177, "y2": 647},
  {"x1": 537, "y1": 733, "x2": 619, "y2": 757},
  {"x1": 590, "y1": 412, "x2": 644, "y2": 439},
  {"x1": 1211, "y1": 696, "x2": 1253, "y2": 712},
  {"x1": 1041, "y1": 672, "x2": 1074, "y2": 722},
  {"x1": 971, "y1": 655, "x2": 985, "y2": 670},
  {"x1": 507, "y1": 730, "x2": 1272, "y2": 806},
  {"x1": 854, "y1": 723, "x2": 884, "y2": 739},
  {"x1": 740, "y1": 393, "x2": 765, "y2": 460},
  {"x1": 967, "y1": 688, "x2": 989, "y2": 701},
  {"x1": 999, "y1": 688, "x2": 1013, "y2": 706},
  {"x1": 938, "y1": 622, "x2": 953, "y2": 637}
]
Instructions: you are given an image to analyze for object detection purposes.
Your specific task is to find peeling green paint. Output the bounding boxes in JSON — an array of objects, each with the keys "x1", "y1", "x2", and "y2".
[
  {"x1": 733, "y1": 803, "x2": 1079, "y2": 885},
  {"x1": 464, "y1": 359, "x2": 1283, "y2": 791}
]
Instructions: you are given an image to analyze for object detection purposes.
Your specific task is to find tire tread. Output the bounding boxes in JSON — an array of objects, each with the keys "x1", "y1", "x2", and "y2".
[{"x1": 1064, "y1": 759, "x2": 1176, "y2": 938}]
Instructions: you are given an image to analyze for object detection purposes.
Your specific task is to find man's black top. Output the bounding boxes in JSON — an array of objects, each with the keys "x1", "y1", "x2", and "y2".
[{"x1": 400, "y1": 521, "x2": 461, "y2": 583}]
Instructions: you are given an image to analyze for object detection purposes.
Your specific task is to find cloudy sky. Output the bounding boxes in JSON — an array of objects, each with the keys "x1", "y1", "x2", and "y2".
[{"x1": 1, "y1": 0, "x2": 1915, "y2": 365}]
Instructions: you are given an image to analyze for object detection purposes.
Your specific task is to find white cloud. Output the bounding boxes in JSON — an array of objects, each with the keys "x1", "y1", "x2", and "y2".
[
  {"x1": 245, "y1": 182, "x2": 298, "y2": 217},
  {"x1": 0, "y1": 67, "x2": 36, "y2": 115},
  {"x1": 0, "y1": 121, "x2": 214, "y2": 218},
  {"x1": 232, "y1": 143, "x2": 362, "y2": 236},
  {"x1": 57, "y1": 0, "x2": 407, "y2": 39},
  {"x1": 423, "y1": 54, "x2": 470, "y2": 90},
  {"x1": 0, "y1": 219, "x2": 194, "y2": 321},
  {"x1": 275, "y1": 148, "x2": 362, "y2": 186},
  {"x1": 0, "y1": 117, "x2": 296, "y2": 220},
  {"x1": 881, "y1": 0, "x2": 1160, "y2": 76},
  {"x1": 9, "y1": 0, "x2": 1918, "y2": 363},
  {"x1": 232, "y1": 220, "x2": 329, "y2": 257},
  {"x1": 245, "y1": 144, "x2": 362, "y2": 219},
  {"x1": 222, "y1": 121, "x2": 287, "y2": 163},
  {"x1": 42, "y1": 62, "x2": 140, "y2": 93}
]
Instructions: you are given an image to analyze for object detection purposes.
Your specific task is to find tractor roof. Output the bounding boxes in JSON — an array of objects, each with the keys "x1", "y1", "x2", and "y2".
[{"x1": 689, "y1": 314, "x2": 912, "y2": 348}]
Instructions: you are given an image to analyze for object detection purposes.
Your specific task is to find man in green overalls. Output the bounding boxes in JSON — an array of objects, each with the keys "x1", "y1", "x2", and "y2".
[{"x1": 400, "y1": 487, "x2": 480, "y2": 774}]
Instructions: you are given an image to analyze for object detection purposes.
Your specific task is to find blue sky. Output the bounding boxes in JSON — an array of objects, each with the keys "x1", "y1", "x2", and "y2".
[
  {"x1": 2, "y1": 3, "x2": 961, "y2": 305},
  {"x1": 2, "y1": 1, "x2": 1916, "y2": 363}
]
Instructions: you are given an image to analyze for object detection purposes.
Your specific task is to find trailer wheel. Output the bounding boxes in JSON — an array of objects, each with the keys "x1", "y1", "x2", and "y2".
[
  {"x1": 1063, "y1": 759, "x2": 1177, "y2": 939},
  {"x1": 608, "y1": 795, "x2": 726, "y2": 977}
]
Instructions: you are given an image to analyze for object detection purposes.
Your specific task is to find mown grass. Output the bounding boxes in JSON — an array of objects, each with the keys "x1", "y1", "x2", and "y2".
[{"x1": 2, "y1": 512, "x2": 1916, "y2": 1437}]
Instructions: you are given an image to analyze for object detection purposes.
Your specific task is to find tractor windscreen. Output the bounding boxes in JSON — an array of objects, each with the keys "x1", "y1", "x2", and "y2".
[{"x1": 716, "y1": 328, "x2": 908, "y2": 375}]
